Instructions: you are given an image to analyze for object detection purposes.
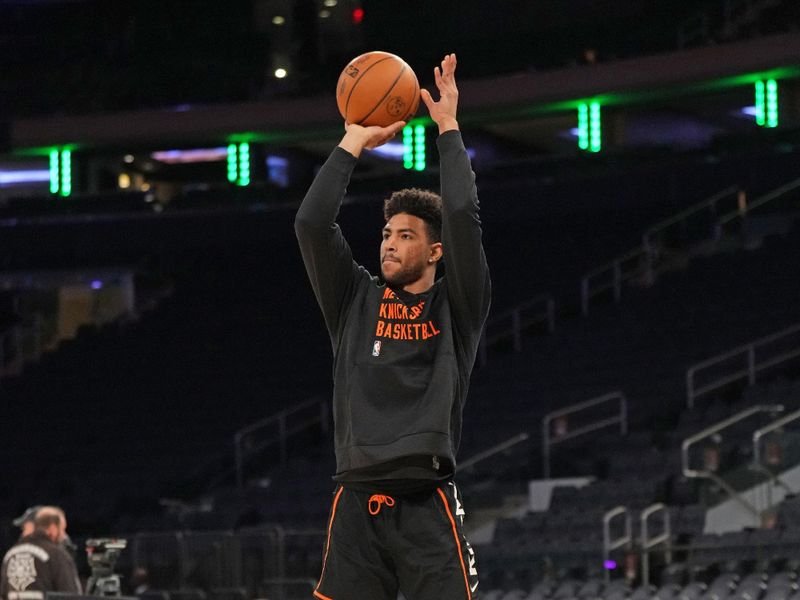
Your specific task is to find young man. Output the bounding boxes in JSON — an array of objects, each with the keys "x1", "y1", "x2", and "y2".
[{"x1": 295, "y1": 53, "x2": 490, "y2": 600}]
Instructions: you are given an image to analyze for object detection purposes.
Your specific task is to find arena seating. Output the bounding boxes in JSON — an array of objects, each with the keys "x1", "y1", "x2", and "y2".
[{"x1": 1, "y1": 136, "x2": 799, "y2": 599}]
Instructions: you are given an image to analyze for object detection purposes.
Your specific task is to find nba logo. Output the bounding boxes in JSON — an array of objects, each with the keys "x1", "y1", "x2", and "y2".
[{"x1": 372, "y1": 340, "x2": 382, "y2": 357}]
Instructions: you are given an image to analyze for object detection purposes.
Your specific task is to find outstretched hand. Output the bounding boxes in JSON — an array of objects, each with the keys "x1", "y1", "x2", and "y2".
[
  {"x1": 420, "y1": 53, "x2": 459, "y2": 134},
  {"x1": 338, "y1": 121, "x2": 406, "y2": 158}
]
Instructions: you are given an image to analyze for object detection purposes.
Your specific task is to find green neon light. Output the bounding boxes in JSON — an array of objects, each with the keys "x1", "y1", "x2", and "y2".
[
  {"x1": 413, "y1": 125, "x2": 426, "y2": 171},
  {"x1": 754, "y1": 81, "x2": 766, "y2": 126},
  {"x1": 577, "y1": 104, "x2": 589, "y2": 150},
  {"x1": 49, "y1": 150, "x2": 59, "y2": 194},
  {"x1": 589, "y1": 102, "x2": 602, "y2": 153},
  {"x1": 60, "y1": 149, "x2": 72, "y2": 196},
  {"x1": 227, "y1": 144, "x2": 238, "y2": 183},
  {"x1": 766, "y1": 79, "x2": 778, "y2": 128},
  {"x1": 237, "y1": 142, "x2": 250, "y2": 186},
  {"x1": 402, "y1": 126, "x2": 414, "y2": 169}
]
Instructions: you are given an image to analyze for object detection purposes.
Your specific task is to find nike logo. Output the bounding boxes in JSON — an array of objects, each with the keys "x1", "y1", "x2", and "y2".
[{"x1": 471, "y1": 581, "x2": 479, "y2": 592}]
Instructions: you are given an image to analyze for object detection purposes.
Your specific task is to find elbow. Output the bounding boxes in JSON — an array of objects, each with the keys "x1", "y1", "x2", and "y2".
[{"x1": 294, "y1": 211, "x2": 315, "y2": 235}]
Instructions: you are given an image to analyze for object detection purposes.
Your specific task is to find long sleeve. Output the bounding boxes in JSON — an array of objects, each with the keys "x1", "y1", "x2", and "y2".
[
  {"x1": 51, "y1": 550, "x2": 81, "y2": 593},
  {"x1": 295, "y1": 146, "x2": 363, "y2": 343},
  {"x1": 438, "y1": 130, "x2": 491, "y2": 336}
]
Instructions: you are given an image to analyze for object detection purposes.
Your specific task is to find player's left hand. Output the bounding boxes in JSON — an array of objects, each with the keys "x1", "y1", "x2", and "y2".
[{"x1": 421, "y1": 53, "x2": 459, "y2": 133}]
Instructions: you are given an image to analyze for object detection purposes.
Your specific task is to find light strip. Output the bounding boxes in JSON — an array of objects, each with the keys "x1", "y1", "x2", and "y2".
[
  {"x1": 0, "y1": 170, "x2": 51, "y2": 186},
  {"x1": 151, "y1": 147, "x2": 228, "y2": 164}
]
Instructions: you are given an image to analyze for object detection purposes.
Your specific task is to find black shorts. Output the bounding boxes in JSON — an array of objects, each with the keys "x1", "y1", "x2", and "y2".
[{"x1": 314, "y1": 482, "x2": 480, "y2": 600}]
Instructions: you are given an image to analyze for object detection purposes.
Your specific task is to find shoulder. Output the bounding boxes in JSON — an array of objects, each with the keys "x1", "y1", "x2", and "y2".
[{"x1": 3, "y1": 540, "x2": 52, "y2": 564}]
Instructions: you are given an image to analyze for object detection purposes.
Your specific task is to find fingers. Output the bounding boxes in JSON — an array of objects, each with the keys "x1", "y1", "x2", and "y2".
[
  {"x1": 434, "y1": 53, "x2": 457, "y2": 94},
  {"x1": 420, "y1": 88, "x2": 434, "y2": 110}
]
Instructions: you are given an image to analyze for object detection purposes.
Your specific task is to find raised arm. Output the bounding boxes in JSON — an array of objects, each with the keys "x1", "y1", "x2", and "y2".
[
  {"x1": 422, "y1": 54, "x2": 491, "y2": 334},
  {"x1": 294, "y1": 121, "x2": 405, "y2": 340}
]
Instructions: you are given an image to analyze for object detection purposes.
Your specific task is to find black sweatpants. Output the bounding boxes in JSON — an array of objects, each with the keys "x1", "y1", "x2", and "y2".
[{"x1": 314, "y1": 482, "x2": 479, "y2": 600}]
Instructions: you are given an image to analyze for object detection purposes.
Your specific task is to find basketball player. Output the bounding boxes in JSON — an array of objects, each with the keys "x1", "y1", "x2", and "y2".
[{"x1": 295, "y1": 53, "x2": 490, "y2": 599}]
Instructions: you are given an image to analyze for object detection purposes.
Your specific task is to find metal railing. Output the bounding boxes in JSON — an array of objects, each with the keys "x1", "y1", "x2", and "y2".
[
  {"x1": 542, "y1": 391, "x2": 627, "y2": 479},
  {"x1": 581, "y1": 174, "x2": 800, "y2": 317},
  {"x1": 640, "y1": 503, "x2": 672, "y2": 586},
  {"x1": 641, "y1": 185, "x2": 740, "y2": 283},
  {"x1": 127, "y1": 526, "x2": 325, "y2": 600},
  {"x1": 479, "y1": 294, "x2": 555, "y2": 365},
  {"x1": 682, "y1": 404, "x2": 784, "y2": 524},
  {"x1": 234, "y1": 398, "x2": 329, "y2": 488},
  {"x1": 603, "y1": 506, "x2": 632, "y2": 583},
  {"x1": 580, "y1": 185, "x2": 739, "y2": 316},
  {"x1": 459, "y1": 432, "x2": 530, "y2": 471},
  {"x1": 751, "y1": 408, "x2": 800, "y2": 515},
  {"x1": 718, "y1": 175, "x2": 800, "y2": 226},
  {"x1": 686, "y1": 322, "x2": 800, "y2": 408},
  {"x1": 581, "y1": 247, "x2": 648, "y2": 316}
]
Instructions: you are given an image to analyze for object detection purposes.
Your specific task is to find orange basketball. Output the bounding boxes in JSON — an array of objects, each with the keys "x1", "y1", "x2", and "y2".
[{"x1": 336, "y1": 51, "x2": 420, "y2": 128}]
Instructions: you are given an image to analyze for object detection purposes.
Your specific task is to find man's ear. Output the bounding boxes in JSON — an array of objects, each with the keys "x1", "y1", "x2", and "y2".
[{"x1": 429, "y1": 242, "x2": 443, "y2": 263}]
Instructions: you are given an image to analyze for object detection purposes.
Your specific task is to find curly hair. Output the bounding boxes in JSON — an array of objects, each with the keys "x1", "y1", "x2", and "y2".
[{"x1": 383, "y1": 188, "x2": 442, "y2": 243}]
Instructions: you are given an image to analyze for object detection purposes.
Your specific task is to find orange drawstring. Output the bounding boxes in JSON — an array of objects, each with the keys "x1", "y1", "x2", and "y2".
[{"x1": 368, "y1": 494, "x2": 395, "y2": 515}]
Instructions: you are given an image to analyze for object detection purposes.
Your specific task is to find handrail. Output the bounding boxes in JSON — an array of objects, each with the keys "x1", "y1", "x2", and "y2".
[
  {"x1": 542, "y1": 391, "x2": 627, "y2": 479},
  {"x1": 686, "y1": 322, "x2": 800, "y2": 408},
  {"x1": 640, "y1": 503, "x2": 672, "y2": 586},
  {"x1": 234, "y1": 397, "x2": 329, "y2": 488},
  {"x1": 718, "y1": 175, "x2": 800, "y2": 225},
  {"x1": 479, "y1": 293, "x2": 555, "y2": 365},
  {"x1": 603, "y1": 506, "x2": 632, "y2": 583},
  {"x1": 751, "y1": 407, "x2": 800, "y2": 514},
  {"x1": 459, "y1": 432, "x2": 529, "y2": 471},
  {"x1": 683, "y1": 405, "x2": 783, "y2": 477},
  {"x1": 753, "y1": 407, "x2": 800, "y2": 466},
  {"x1": 580, "y1": 185, "x2": 740, "y2": 316},
  {"x1": 682, "y1": 404, "x2": 783, "y2": 522},
  {"x1": 580, "y1": 247, "x2": 646, "y2": 316},
  {"x1": 643, "y1": 185, "x2": 739, "y2": 242}
]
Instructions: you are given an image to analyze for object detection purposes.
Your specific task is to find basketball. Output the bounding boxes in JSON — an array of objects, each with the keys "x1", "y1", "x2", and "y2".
[{"x1": 336, "y1": 51, "x2": 420, "y2": 128}]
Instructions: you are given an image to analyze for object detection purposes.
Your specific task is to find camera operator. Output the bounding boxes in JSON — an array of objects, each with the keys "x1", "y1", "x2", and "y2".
[
  {"x1": 11, "y1": 507, "x2": 76, "y2": 561},
  {"x1": 1, "y1": 507, "x2": 81, "y2": 600}
]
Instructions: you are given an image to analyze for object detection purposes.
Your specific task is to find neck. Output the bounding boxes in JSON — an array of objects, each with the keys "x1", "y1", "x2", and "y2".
[{"x1": 401, "y1": 268, "x2": 436, "y2": 294}]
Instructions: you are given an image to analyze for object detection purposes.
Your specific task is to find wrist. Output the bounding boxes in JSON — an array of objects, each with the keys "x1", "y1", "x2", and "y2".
[
  {"x1": 338, "y1": 130, "x2": 368, "y2": 158},
  {"x1": 437, "y1": 117, "x2": 459, "y2": 135}
]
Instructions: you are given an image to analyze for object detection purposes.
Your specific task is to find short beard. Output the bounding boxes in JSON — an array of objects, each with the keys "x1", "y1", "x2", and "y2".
[{"x1": 381, "y1": 261, "x2": 426, "y2": 289}]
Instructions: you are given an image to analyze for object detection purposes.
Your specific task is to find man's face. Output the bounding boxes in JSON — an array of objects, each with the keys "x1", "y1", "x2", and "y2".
[{"x1": 380, "y1": 213, "x2": 436, "y2": 288}]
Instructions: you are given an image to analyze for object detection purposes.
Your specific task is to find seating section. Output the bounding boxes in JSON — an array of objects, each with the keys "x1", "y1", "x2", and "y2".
[{"x1": 0, "y1": 136, "x2": 799, "y2": 599}]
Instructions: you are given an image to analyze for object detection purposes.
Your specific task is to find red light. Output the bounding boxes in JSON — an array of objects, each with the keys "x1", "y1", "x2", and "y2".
[{"x1": 352, "y1": 7, "x2": 364, "y2": 24}]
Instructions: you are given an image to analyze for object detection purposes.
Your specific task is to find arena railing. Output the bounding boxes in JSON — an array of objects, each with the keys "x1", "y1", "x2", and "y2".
[
  {"x1": 751, "y1": 407, "x2": 800, "y2": 516},
  {"x1": 580, "y1": 185, "x2": 739, "y2": 316},
  {"x1": 639, "y1": 503, "x2": 672, "y2": 586},
  {"x1": 459, "y1": 432, "x2": 530, "y2": 472},
  {"x1": 542, "y1": 390, "x2": 627, "y2": 479},
  {"x1": 581, "y1": 174, "x2": 800, "y2": 317},
  {"x1": 602, "y1": 506, "x2": 632, "y2": 583},
  {"x1": 233, "y1": 397, "x2": 330, "y2": 488},
  {"x1": 641, "y1": 185, "x2": 740, "y2": 283},
  {"x1": 682, "y1": 404, "x2": 784, "y2": 527},
  {"x1": 127, "y1": 526, "x2": 325, "y2": 597},
  {"x1": 478, "y1": 293, "x2": 555, "y2": 365},
  {"x1": 686, "y1": 322, "x2": 800, "y2": 408}
]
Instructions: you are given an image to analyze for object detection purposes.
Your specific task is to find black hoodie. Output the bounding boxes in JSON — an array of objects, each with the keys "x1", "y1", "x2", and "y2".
[{"x1": 295, "y1": 130, "x2": 490, "y2": 487}]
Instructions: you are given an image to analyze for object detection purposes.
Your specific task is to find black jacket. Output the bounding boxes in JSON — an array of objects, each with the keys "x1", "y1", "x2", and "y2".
[
  {"x1": 295, "y1": 130, "x2": 491, "y2": 480},
  {"x1": 1, "y1": 532, "x2": 81, "y2": 600}
]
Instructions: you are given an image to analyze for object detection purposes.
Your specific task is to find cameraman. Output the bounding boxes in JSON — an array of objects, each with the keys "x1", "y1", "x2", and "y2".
[{"x1": 1, "y1": 508, "x2": 81, "y2": 600}]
